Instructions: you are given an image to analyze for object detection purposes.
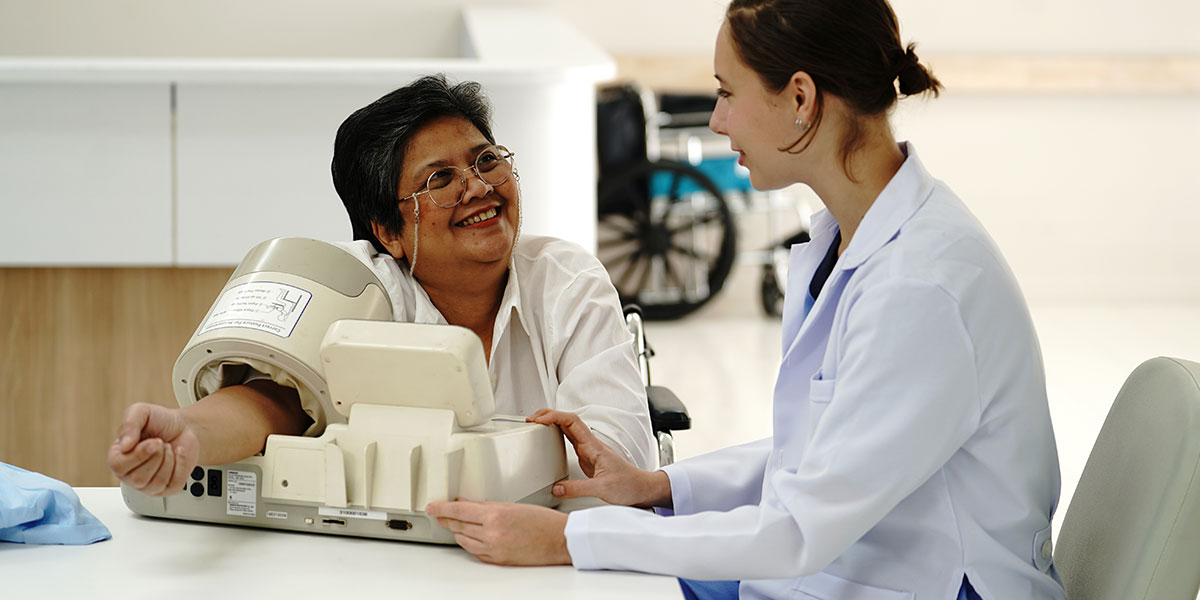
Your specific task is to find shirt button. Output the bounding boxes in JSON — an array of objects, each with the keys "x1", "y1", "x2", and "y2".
[{"x1": 1041, "y1": 539, "x2": 1053, "y2": 560}]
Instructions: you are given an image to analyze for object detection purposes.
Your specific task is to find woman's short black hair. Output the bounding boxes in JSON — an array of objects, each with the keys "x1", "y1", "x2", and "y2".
[{"x1": 331, "y1": 74, "x2": 495, "y2": 253}]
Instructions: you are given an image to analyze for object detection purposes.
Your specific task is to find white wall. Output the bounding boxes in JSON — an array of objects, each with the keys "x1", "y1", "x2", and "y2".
[
  {"x1": 4, "y1": 0, "x2": 1196, "y2": 58},
  {"x1": 552, "y1": 0, "x2": 1200, "y2": 56},
  {"x1": 2, "y1": 0, "x2": 1197, "y2": 299}
]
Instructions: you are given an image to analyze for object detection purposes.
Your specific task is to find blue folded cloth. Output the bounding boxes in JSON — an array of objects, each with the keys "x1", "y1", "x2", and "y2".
[{"x1": 0, "y1": 462, "x2": 111, "y2": 545}]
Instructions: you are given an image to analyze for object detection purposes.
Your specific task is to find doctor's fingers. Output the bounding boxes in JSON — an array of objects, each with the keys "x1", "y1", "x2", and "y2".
[
  {"x1": 552, "y1": 476, "x2": 607, "y2": 500},
  {"x1": 453, "y1": 533, "x2": 494, "y2": 561},
  {"x1": 426, "y1": 499, "x2": 488, "y2": 525},
  {"x1": 437, "y1": 516, "x2": 486, "y2": 542},
  {"x1": 528, "y1": 410, "x2": 600, "y2": 448}
]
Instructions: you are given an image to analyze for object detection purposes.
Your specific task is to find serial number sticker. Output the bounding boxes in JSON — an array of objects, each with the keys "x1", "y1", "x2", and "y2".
[
  {"x1": 318, "y1": 506, "x2": 387, "y2": 521},
  {"x1": 266, "y1": 511, "x2": 288, "y2": 520},
  {"x1": 226, "y1": 470, "x2": 257, "y2": 517}
]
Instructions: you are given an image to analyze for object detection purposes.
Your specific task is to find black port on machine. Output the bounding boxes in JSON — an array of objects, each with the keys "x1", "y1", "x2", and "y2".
[
  {"x1": 387, "y1": 519, "x2": 413, "y2": 531},
  {"x1": 207, "y1": 469, "x2": 222, "y2": 497},
  {"x1": 322, "y1": 518, "x2": 346, "y2": 526}
]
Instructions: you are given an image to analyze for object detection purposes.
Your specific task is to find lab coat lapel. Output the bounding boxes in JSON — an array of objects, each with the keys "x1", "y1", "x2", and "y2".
[
  {"x1": 780, "y1": 210, "x2": 839, "y2": 356},
  {"x1": 779, "y1": 142, "x2": 935, "y2": 364}
]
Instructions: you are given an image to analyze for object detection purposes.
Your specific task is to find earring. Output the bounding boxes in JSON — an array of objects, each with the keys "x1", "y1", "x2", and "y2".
[{"x1": 795, "y1": 118, "x2": 811, "y2": 131}]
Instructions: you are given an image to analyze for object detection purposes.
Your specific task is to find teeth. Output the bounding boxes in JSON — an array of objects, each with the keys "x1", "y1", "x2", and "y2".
[{"x1": 458, "y1": 207, "x2": 498, "y2": 227}]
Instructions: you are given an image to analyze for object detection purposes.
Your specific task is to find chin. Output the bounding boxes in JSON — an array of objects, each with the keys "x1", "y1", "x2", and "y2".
[{"x1": 747, "y1": 172, "x2": 782, "y2": 192}]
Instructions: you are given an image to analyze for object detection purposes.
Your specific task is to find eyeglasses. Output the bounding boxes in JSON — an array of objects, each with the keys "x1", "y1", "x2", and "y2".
[{"x1": 402, "y1": 145, "x2": 516, "y2": 209}]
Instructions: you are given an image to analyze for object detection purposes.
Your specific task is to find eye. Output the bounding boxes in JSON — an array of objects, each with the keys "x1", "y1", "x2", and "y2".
[
  {"x1": 716, "y1": 87, "x2": 730, "y2": 98},
  {"x1": 426, "y1": 168, "x2": 456, "y2": 190},
  {"x1": 476, "y1": 150, "x2": 500, "y2": 171}
]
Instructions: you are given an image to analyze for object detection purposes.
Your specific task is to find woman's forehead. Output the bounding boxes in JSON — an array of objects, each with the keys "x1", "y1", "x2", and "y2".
[{"x1": 404, "y1": 116, "x2": 489, "y2": 168}]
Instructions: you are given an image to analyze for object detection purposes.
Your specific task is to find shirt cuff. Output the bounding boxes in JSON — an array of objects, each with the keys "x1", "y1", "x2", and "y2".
[
  {"x1": 564, "y1": 509, "x2": 599, "y2": 570},
  {"x1": 659, "y1": 463, "x2": 694, "y2": 516}
]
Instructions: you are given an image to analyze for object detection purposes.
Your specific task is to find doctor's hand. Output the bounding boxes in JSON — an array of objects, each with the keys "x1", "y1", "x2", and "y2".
[
  {"x1": 528, "y1": 409, "x2": 672, "y2": 509},
  {"x1": 106, "y1": 402, "x2": 199, "y2": 497},
  {"x1": 425, "y1": 500, "x2": 570, "y2": 566}
]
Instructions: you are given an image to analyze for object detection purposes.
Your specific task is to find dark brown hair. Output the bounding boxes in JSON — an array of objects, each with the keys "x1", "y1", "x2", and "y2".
[{"x1": 726, "y1": 0, "x2": 942, "y2": 176}]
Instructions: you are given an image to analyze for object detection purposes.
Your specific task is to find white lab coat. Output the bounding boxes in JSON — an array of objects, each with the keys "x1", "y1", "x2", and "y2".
[{"x1": 564, "y1": 144, "x2": 1066, "y2": 599}]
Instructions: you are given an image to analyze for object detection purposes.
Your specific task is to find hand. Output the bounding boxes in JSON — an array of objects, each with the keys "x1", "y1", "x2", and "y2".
[
  {"x1": 107, "y1": 402, "x2": 200, "y2": 497},
  {"x1": 527, "y1": 409, "x2": 671, "y2": 508},
  {"x1": 425, "y1": 500, "x2": 570, "y2": 566}
]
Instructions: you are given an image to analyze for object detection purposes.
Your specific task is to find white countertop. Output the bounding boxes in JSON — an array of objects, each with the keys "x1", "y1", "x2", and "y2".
[{"x1": 0, "y1": 487, "x2": 680, "y2": 599}]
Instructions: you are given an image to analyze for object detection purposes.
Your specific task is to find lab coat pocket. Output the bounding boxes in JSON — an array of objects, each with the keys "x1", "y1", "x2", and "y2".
[
  {"x1": 1033, "y1": 524, "x2": 1054, "y2": 573},
  {"x1": 791, "y1": 571, "x2": 914, "y2": 600},
  {"x1": 809, "y1": 372, "x2": 836, "y2": 404}
]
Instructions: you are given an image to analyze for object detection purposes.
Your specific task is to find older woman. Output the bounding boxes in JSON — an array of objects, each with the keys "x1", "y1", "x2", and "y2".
[{"x1": 108, "y1": 75, "x2": 654, "y2": 494}]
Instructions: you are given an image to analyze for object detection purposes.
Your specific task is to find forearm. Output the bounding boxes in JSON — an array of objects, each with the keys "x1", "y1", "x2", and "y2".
[{"x1": 182, "y1": 381, "x2": 311, "y2": 465}]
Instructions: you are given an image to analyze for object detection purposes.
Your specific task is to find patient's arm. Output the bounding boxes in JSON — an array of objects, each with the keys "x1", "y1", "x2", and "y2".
[{"x1": 107, "y1": 380, "x2": 311, "y2": 496}]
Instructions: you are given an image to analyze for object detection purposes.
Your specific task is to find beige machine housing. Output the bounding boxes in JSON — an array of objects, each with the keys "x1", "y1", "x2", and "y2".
[{"x1": 123, "y1": 238, "x2": 568, "y2": 544}]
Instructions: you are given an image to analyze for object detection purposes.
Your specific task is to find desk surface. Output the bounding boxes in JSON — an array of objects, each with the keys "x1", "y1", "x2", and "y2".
[{"x1": 1, "y1": 487, "x2": 680, "y2": 599}]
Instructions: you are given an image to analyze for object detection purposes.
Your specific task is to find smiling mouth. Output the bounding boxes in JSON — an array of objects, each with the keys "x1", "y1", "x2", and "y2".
[{"x1": 456, "y1": 207, "x2": 499, "y2": 227}]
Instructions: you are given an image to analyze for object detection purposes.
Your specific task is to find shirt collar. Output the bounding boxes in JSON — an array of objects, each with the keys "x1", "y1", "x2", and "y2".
[
  {"x1": 810, "y1": 141, "x2": 936, "y2": 272},
  {"x1": 394, "y1": 252, "x2": 529, "y2": 347},
  {"x1": 492, "y1": 252, "x2": 528, "y2": 344}
]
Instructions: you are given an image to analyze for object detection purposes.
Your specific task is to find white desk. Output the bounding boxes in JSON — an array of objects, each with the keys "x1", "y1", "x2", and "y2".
[{"x1": 0, "y1": 487, "x2": 680, "y2": 599}]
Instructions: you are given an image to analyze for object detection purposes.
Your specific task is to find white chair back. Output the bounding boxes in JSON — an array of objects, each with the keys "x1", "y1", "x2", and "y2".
[{"x1": 1055, "y1": 357, "x2": 1200, "y2": 599}]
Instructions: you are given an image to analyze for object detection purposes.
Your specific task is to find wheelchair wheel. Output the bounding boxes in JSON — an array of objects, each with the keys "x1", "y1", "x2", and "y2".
[
  {"x1": 759, "y1": 229, "x2": 810, "y2": 318},
  {"x1": 598, "y1": 160, "x2": 737, "y2": 320}
]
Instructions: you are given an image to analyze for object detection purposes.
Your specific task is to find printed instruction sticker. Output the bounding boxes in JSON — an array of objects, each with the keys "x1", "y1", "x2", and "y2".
[
  {"x1": 199, "y1": 282, "x2": 312, "y2": 338},
  {"x1": 226, "y1": 470, "x2": 257, "y2": 517},
  {"x1": 318, "y1": 506, "x2": 387, "y2": 521}
]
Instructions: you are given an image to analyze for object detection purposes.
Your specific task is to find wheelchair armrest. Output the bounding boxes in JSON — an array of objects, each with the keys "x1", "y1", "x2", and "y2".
[{"x1": 648, "y1": 385, "x2": 690, "y2": 432}]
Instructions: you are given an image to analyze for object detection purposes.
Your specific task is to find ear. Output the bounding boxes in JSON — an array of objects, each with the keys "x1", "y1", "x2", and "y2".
[
  {"x1": 370, "y1": 220, "x2": 406, "y2": 260},
  {"x1": 788, "y1": 71, "x2": 818, "y2": 121}
]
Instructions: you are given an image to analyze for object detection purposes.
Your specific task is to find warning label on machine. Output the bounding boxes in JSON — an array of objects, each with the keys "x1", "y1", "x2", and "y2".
[
  {"x1": 226, "y1": 470, "x2": 257, "y2": 517},
  {"x1": 199, "y1": 282, "x2": 311, "y2": 338}
]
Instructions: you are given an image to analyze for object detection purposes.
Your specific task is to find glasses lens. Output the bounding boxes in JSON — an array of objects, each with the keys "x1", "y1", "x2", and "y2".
[
  {"x1": 422, "y1": 146, "x2": 514, "y2": 208},
  {"x1": 476, "y1": 146, "x2": 513, "y2": 186},
  {"x1": 426, "y1": 167, "x2": 462, "y2": 207}
]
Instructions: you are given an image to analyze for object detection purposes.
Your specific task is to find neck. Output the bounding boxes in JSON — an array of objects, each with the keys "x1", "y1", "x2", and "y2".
[
  {"x1": 417, "y1": 261, "x2": 509, "y2": 358},
  {"x1": 806, "y1": 129, "x2": 904, "y2": 255}
]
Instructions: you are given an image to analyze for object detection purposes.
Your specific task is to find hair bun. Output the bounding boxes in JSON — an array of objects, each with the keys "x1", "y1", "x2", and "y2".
[{"x1": 895, "y1": 43, "x2": 941, "y2": 96}]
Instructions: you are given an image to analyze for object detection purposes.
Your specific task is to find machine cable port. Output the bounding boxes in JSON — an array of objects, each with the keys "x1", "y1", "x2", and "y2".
[
  {"x1": 321, "y1": 518, "x2": 346, "y2": 527},
  {"x1": 387, "y1": 519, "x2": 413, "y2": 531}
]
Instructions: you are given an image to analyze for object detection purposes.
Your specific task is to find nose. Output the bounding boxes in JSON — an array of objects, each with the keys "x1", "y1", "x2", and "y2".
[
  {"x1": 709, "y1": 99, "x2": 727, "y2": 136},
  {"x1": 458, "y1": 168, "x2": 493, "y2": 205}
]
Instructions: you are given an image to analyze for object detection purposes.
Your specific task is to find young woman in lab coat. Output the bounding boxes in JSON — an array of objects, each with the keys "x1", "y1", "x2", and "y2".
[{"x1": 426, "y1": 0, "x2": 1067, "y2": 598}]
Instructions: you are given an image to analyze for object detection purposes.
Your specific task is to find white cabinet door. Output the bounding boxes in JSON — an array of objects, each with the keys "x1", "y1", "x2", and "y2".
[{"x1": 0, "y1": 83, "x2": 172, "y2": 265}]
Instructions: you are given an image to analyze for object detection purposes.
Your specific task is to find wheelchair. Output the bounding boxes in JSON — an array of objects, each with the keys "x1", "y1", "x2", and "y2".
[
  {"x1": 625, "y1": 304, "x2": 690, "y2": 467},
  {"x1": 597, "y1": 83, "x2": 809, "y2": 320}
]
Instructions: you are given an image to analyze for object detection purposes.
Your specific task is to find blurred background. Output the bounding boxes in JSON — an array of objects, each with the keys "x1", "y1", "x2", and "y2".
[{"x1": 1, "y1": 0, "x2": 1198, "y2": 543}]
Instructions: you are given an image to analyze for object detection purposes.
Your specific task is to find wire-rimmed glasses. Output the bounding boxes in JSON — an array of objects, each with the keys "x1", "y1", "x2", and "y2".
[{"x1": 402, "y1": 145, "x2": 516, "y2": 209}]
